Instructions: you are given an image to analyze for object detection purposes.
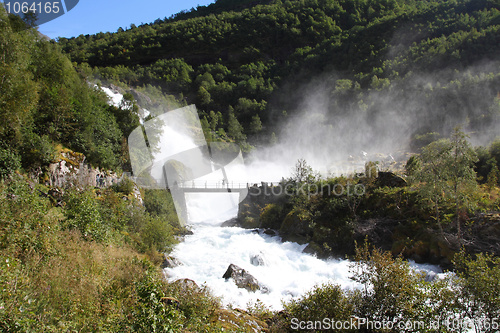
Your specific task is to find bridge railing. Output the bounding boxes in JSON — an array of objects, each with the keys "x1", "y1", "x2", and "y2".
[
  {"x1": 176, "y1": 180, "x2": 248, "y2": 189},
  {"x1": 176, "y1": 180, "x2": 281, "y2": 189}
]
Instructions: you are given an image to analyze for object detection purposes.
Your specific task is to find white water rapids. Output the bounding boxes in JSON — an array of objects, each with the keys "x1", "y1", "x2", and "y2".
[
  {"x1": 164, "y1": 193, "x2": 442, "y2": 310},
  {"x1": 164, "y1": 196, "x2": 355, "y2": 310}
]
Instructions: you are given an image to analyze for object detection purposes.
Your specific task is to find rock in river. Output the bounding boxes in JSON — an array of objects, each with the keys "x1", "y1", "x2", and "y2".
[{"x1": 223, "y1": 264, "x2": 261, "y2": 292}]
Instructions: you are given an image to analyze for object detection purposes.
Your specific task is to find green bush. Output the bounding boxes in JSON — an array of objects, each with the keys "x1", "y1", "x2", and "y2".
[
  {"x1": 20, "y1": 132, "x2": 57, "y2": 169},
  {"x1": 0, "y1": 176, "x2": 59, "y2": 259},
  {"x1": 350, "y1": 243, "x2": 427, "y2": 324},
  {"x1": 454, "y1": 251, "x2": 500, "y2": 326},
  {"x1": 350, "y1": 242, "x2": 458, "y2": 330},
  {"x1": 132, "y1": 265, "x2": 182, "y2": 333},
  {"x1": 111, "y1": 176, "x2": 135, "y2": 194},
  {"x1": 260, "y1": 203, "x2": 285, "y2": 229},
  {"x1": 285, "y1": 283, "x2": 354, "y2": 331},
  {"x1": 63, "y1": 188, "x2": 109, "y2": 242},
  {"x1": 97, "y1": 188, "x2": 134, "y2": 231},
  {"x1": 144, "y1": 189, "x2": 178, "y2": 220},
  {"x1": 137, "y1": 214, "x2": 176, "y2": 253},
  {"x1": 0, "y1": 145, "x2": 21, "y2": 180}
]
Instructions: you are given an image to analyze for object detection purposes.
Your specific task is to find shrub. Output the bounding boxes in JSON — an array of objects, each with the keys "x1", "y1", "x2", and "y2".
[
  {"x1": 0, "y1": 176, "x2": 59, "y2": 259},
  {"x1": 132, "y1": 264, "x2": 183, "y2": 332},
  {"x1": 164, "y1": 280, "x2": 222, "y2": 332},
  {"x1": 349, "y1": 242, "x2": 456, "y2": 329},
  {"x1": 260, "y1": 203, "x2": 284, "y2": 229},
  {"x1": 137, "y1": 213, "x2": 176, "y2": 253},
  {"x1": 63, "y1": 188, "x2": 109, "y2": 242},
  {"x1": 0, "y1": 145, "x2": 21, "y2": 180},
  {"x1": 454, "y1": 251, "x2": 500, "y2": 328},
  {"x1": 111, "y1": 176, "x2": 135, "y2": 195},
  {"x1": 143, "y1": 189, "x2": 179, "y2": 227},
  {"x1": 285, "y1": 283, "x2": 354, "y2": 330}
]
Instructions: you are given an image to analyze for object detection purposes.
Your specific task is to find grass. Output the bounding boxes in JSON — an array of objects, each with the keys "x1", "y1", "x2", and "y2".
[{"x1": 0, "y1": 176, "x2": 225, "y2": 332}]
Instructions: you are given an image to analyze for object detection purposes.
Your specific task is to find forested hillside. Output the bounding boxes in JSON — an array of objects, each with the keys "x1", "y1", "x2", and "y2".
[
  {"x1": 0, "y1": 7, "x2": 140, "y2": 175},
  {"x1": 58, "y1": 0, "x2": 500, "y2": 150}
]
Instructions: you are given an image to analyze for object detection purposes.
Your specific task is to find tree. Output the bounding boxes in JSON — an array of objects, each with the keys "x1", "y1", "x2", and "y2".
[
  {"x1": 411, "y1": 128, "x2": 477, "y2": 240},
  {"x1": 487, "y1": 159, "x2": 499, "y2": 190},
  {"x1": 448, "y1": 128, "x2": 478, "y2": 239},
  {"x1": 350, "y1": 243, "x2": 456, "y2": 328},
  {"x1": 114, "y1": 92, "x2": 141, "y2": 137},
  {"x1": 227, "y1": 108, "x2": 246, "y2": 143},
  {"x1": 208, "y1": 110, "x2": 221, "y2": 131},
  {"x1": 290, "y1": 158, "x2": 319, "y2": 184},
  {"x1": 200, "y1": 116, "x2": 213, "y2": 143},
  {"x1": 0, "y1": 8, "x2": 38, "y2": 146},
  {"x1": 249, "y1": 114, "x2": 263, "y2": 134},
  {"x1": 196, "y1": 86, "x2": 211, "y2": 107},
  {"x1": 269, "y1": 132, "x2": 277, "y2": 145},
  {"x1": 454, "y1": 251, "x2": 500, "y2": 331}
]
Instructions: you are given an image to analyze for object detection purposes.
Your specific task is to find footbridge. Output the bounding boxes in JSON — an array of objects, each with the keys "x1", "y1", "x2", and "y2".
[
  {"x1": 175, "y1": 180, "x2": 254, "y2": 193},
  {"x1": 170, "y1": 180, "x2": 280, "y2": 224}
]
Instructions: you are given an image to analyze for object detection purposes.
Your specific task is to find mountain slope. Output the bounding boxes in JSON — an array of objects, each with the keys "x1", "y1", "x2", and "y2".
[{"x1": 58, "y1": 0, "x2": 500, "y2": 149}]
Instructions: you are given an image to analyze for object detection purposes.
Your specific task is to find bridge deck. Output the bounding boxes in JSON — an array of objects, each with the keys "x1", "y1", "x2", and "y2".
[
  {"x1": 179, "y1": 187, "x2": 248, "y2": 193},
  {"x1": 172, "y1": 181, "x2": 280, "y2": 193}
]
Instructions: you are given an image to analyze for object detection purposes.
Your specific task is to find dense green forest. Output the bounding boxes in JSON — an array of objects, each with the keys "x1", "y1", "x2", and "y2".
[
  {"x1": 58, "y1": 0, "x2": 500, "y2": 150},
  {"x1": 0, "y1": 7, "x2": 140, "y2": 175}
]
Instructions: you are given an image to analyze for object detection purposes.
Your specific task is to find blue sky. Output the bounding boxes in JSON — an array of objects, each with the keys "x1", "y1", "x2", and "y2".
[{"x1": 37, "y1": 0, "x2": 216, "y2": 39}]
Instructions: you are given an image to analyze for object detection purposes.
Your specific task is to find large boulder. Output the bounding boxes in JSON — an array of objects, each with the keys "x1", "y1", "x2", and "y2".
[
  {"x1": 377, "y1": 171, "x2": 407, "y2": 188},
  {"x1": 223, "y1": 264, "x2": 261, "y2": 292},
  {"x1": 221, "y1": 217, "x2": 241, "y2": 227},
  {"x1": 172, "y1": 278, "x2": 199, "y2": 291}
]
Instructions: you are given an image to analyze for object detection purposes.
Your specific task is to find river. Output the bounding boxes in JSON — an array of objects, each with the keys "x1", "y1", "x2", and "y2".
[{"x1": 163, "y1": 193, "x2": 442, "y2": 310}]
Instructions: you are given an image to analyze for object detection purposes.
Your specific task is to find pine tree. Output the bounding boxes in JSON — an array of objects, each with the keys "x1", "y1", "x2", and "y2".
[
  {"x1": 270, "y1": 132, "x2": 277, "y2": 145},
  {"x1": 487, "y1": 159, "x2": 499, "y2": 191},
  {"x1": 227, "y1": 108, "x2": 246, "y2": 143},
  {"x1": 249, "y1": 114, "x2": 263, "y2": 134},
  {"x1": 412, "y1": 127, "x2": 478, "y2": 241}
]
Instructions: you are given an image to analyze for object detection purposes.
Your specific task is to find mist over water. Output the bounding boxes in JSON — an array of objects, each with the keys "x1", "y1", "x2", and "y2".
[{"x1": 247, "y1": 64, "x2": 500, "y2": 177}]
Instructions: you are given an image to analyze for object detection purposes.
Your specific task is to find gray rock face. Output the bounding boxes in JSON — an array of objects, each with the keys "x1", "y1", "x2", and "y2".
[
  {"x1": 223, "y1": 264, "x2": 260, "y2": 292},
  {"x1": 221, "y1": 217, "x2": 241, "y2": 227},
  {"x1": 250, "y1": 254, "x2": 265, "y2": 266}
]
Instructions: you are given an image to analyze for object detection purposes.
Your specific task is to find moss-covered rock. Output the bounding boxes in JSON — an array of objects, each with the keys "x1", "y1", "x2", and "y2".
[
  {"x1": 279, "y1": 208, "x2": 312, "y2": 244},
  {"x1": 212, "y1": 308, "x2": 269, "y2": 332},
  {"x1": 238, "y1": 183, "x2": 290, "y2": 229}
]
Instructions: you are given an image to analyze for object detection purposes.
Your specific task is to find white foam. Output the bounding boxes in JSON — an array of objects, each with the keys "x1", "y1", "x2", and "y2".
[
  {"x1": 100, "y1": 86, "x2": 123, "y2": 107},
  {"x1": 165, "y1": 221, "x2": 359, "y2": 310}
]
